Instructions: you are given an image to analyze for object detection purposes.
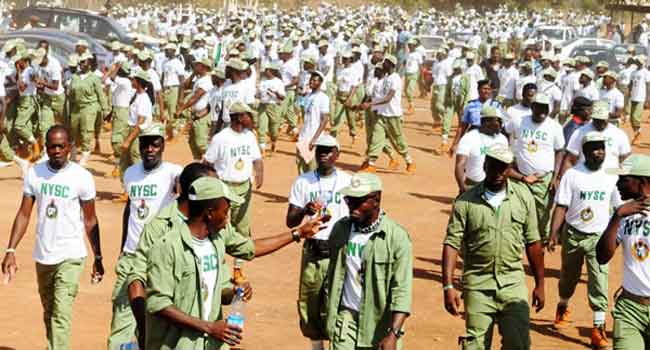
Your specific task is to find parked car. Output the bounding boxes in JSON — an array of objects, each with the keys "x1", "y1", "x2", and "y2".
[
  {"x1": 418, "y1": 35, "x2": 445, "y2": 64},
  {"x1": 560, "y1": 38, "x2": 615, "y2": 57},
  {"x1": 613, "y1": 44, "x2": 646, "y2": 64},
  {"x1": 11, "y1": 6, "x2": 132, "y2": 46},
  {"x1": 569, "y1": 45, "x2": 620, "y2": 72},
  {"x1": 530, "y1": 25, "x2": 577, "y2": 48},
  {"x1": 0, "y1": 29, "x2": 111, "y2": 68}
]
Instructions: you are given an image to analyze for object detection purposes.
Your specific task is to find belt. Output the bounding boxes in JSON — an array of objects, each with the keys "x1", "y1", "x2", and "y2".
[
  {"x1": 192, "y1": 108, "x2": 209, "y2": 120},
  {"x1": 621, "y1": 289, "x2": 650, "y2": 306},
  {"x1": 223, "y1": 179, "x2": 249, "y2": 186},
  {"x1": 338, "y1": 306, "x2": 359, "y2": 319},
  {"x1": 567, "y1": 224, "x2": 598, "y2": 236},
  {"x1": 305, "y1": 239, "x2": 330, "y2": 259}
]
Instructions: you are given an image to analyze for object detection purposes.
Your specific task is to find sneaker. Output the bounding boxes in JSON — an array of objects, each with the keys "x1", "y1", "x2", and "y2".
[
  {"x1": 590, "y1": 325, "x2": 609, "y2": 349},
  {"x1": 359, "y1": 162, "x2": 376, "y2": 173},
  {"x1": 0, "y1": 161, "x2": 11, "y2": 168},
  {"x1": 554, "y1": 304, "x2": 571, "y2": 329},
  {"x1": 439, "y1": 142, "x2": 449, "y2": 155},
  {"x1": 406, "y1": 162, "x2": 416, "y2": 174},
  {"x1": 388, "y1": 159, "x2": 400, "y2": 170}
]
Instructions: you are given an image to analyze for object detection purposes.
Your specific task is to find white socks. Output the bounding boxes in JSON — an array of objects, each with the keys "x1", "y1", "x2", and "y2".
[{"x1": 594, "y1": 311, "x2": 606, "y2": 326}]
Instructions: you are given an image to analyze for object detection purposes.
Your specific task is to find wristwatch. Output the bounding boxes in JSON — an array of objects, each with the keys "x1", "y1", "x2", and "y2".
[
  {"x1": 387, "y1": 327, "x2": 404, "y2": 338},
  {"x1": 291, "y1": 230, "x2": 301, "y2": 243}
]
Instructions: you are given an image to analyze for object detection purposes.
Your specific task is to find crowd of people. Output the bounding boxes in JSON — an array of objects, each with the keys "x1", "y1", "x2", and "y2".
[{"x1": 2, "y1": 2, "x2": 650, "y2": 350}]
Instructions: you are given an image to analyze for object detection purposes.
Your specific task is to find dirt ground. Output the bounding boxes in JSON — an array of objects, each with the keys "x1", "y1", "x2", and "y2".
[{"x1": 0, "y1": 93, "x2": 639, "y2": 350}]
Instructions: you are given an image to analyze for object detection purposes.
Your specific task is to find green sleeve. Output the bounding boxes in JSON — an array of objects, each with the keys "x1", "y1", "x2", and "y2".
[
  {"x1": 223, "y1": 225, "x2": 255, "y2": 260},
  {"x1": 127, "y1": 221, "x2": 161, "y2": 287},
  {"x1": 389, "y1": 230, "x2": 413, "y2": 314},
  {"x1": 521, "y1": 187, "x2": 541, "y2": 244},
  {"x1": 94, "y1": 77, "x2": 108, "y2": 114},
  {"x1": 460, "y1": 76, "x2": 470, "y2": 108},
  {"x1": 444, "y1": 198, "x2": 466, "y2": 250},
  {"x1": 146, "y1": 240, "x2": 176, "y2": 314}
]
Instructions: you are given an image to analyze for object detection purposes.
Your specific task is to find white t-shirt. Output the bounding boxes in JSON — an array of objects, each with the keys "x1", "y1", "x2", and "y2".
[
  {"x1": 192, "y1": 75, "x2": 214, "y2": 112},
  {"x1": 162, "y1": 57, "x2": 185, "y2": 87},
  {"x1": 112, "y1": 76, "x2": 134, "y2": 108},
  {"x1": 147, "y1": 68, "x2": 162, "y2": 93},
  {"x1": 506, "y1": 115, "x2": 565, "y2": 175},
  {"x1": 19, "y1": 67, "x2": 37, "y2": 96},
  {"x1": 299, "y1": 90, "x2": 329, "y2": 142},
  {"x1": 193, "y1": 236, "x2": 218, "y2": 321},
  {"x1": 498, "y1": 66, "x2": 519, "y2": 99},
  {"x1": 336, "y1": 66, "x2": 359, "y2": 93},
  {"x1": 456, "y1": 129, "x2": 509, "y2": 182},
  {"x1": 122, "y1": 162, "x2": 182, "y2": 253},
  {"x1": 129, "y1": 92, "x2": 153, "y2": 129},
  {"x1": 617, "y1": 212, "x2": 650, "y2": 296},
  {"x1": 599, "y1": 87, "x2": 624, "y2": 113},
  {"x1": 538, "y1": 80, "x2": 562, "y2": 106},
  {"x1": 566, "y1": 122, "x2": 631, "y2": 170},
  {"x1": 631, "y1": 68, "x2": 650, "y2": 102},
  {"x1": 575, "y1": 83, "x2": 600, "y2": 102},
  {"x1": 341, "y1": 227, "x2": 373, "y2": 312},
  {"x1": 258, "y1": 77, "x2": 285, "y2": 104},
  {"x1": 376, "y1": 73, "x2": 403, "y2": 117},
  {"x1": 318, "y1": 53, "x2": 335, "y2": 82},
  {"x1": 288, "y1": 170, "x2": 351, "y2": 240},
  {"x1": 24, "y1": 162, "x2": 96, "y2": 265},
  {"x1": 405, "y1": 51, "x2": 423, "y2": 74},
  {"x1": 555, "y1": 163, "x2": 621, "y2": 233},
  {"x1": 281, "y1": 58, "x2": 300, "y2": 87},
  {"x1": 505, "y1": 104, "x2": 531, "y2": 127},
  {"x1": 38, "y1": 59, "x2": 65, "y2": 96},
  {"x1": 204, "y1": 127, "x2": 262, "y2": 183}
]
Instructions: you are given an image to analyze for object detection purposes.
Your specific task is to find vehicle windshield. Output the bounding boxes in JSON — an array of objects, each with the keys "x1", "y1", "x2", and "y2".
[{"x1": 419, "y1": 37, "x2": 443, "y2": 49}]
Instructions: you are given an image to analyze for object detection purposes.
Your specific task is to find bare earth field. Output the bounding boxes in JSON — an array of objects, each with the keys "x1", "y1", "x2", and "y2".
[{"x1": 0, "y1": 93, "x2": 640, "y2": 349}]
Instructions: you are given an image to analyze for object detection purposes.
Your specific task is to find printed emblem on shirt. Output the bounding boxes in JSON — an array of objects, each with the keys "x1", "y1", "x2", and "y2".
[
  {"x1": 235, "y1": 158, "x2": 244, "y2": 170},
  {"x1": 527, "y1": 140, "x2": 538, "y2": 153},
  {"x1": 199, "y1": 254, "x2": 218, "y2": 302},
  {"x1": 580, "y1": 207, "x2": 594, "y2": 222},
  {"x1": 632, "y1": 240, "x2": 650, "y2": 262},
  {"x1": 136, "y1": 199, "x2": 150, "y2": 220},
  {"x1": 46, "y1": 199, "x2": 58, "y2": 219},
  {"x1": 40, "y1": 183, "x2": 70, "y2": 198}
]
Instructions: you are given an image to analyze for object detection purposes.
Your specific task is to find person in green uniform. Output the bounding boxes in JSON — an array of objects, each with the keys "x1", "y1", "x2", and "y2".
[
  {"x1": 597, "y1": 154, "x2": 650, "y2": 350},
  {"x1": 330, "y1": 51, "x2": 358, "y2": 141},
  {"x1": 32, "y1": 47, "x2": 65, "y2": 156},
  {"x1": 325, "y1": 172, "x2": 413, "y2": 350},
  {"x1": 13, "y1": 52, "x2": 40, "y2": 160},
  {"x1": 68, "y1": 52, "x2": 108, "y2": 167},
  {"x1": 443, "y1": 144, "x2": 546, "y2": 350},
  {"x1": 145, "y1": 176, "x2": 323, "y2": 350},
  {"x1": 104, "y1": 61, "x2": 133, "y2": 179}
]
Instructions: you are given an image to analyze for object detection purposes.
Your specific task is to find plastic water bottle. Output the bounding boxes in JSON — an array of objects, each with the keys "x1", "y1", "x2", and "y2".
[
  {"x1": 226, "y1": 287, "x2": 245, "y2": 329},
  {"x1": 118, "y1": 339, "x2": 139, "y2": 350}
]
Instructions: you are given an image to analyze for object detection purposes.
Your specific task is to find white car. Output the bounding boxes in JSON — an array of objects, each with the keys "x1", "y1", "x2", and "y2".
[
  {"x1": 418, "y1": 35, "x2": 445, "y2": 63},
  {"x1": 530, "y1": 25, "x2": 577, "y2": 47},
  {"x1": 560, "y1": 37, "x2": 615, "y2": 58}
]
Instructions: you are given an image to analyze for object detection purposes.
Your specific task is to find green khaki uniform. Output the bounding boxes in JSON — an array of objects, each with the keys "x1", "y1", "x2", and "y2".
[
  {"x1": 38, "y1": 93, "x2": 64, "y2": 142},
  {"x1": 163, "y1": 86, "x2": 181, "y2": 132},
  {"x1": 367, "y1": 116, "x2": 410, "y2": 163},
  {"x1": 224, "y1": 180, "x2": 252, "y2": 237},
  {"x1": 352, "y1": 85, "x2": 366, "y2": 124},
  {"x1": 14, "y1": 95, "x2": 38, "y2": 144},
  {"x1": 281, "y1": 88, "x2": 298, "y2": 129},
  {"x1": 146, "y1": 222, "x2": 255, "y2": 350},
  {"x1": 364, "y1": 109, "x2": 394, "y2": 158},
  {"x1": 431, "y1": 84, "x2": 446, "y2": 123},
  {"x1": 257, "y1": 103, "x2": 281, "y2": 147},
  {"x1": 618, "y1": 84, "x2": 631, "y2": 118},
  {"x1": 612, "y1": 295, "x2": 650, "y2": 350},
  {"x1": 0, "y1": 130, "x2": 15, "y2": 161},
  {"x1": 517, "y1": 172, "x2": 553, "y2": 242},
  {"x1": 445, "y1": 74, "x2": 471, "y2": 125},
  {"x1": 298, "y1": 239, "x2": 330, "y2": 340},
  {"x1": 107, "y1": 253, "x2": 137, "y2": 350},
  {"x1": 68, "y1": 74, "x2": 108, "y2": 152},
  {"x1": 36, "y1": 257, "x2": 86, "y2": 350},
  {"x1": 189, "y1": 113, "x2": 210, "y2": 160},
  {"x1": 558, "y1": 226, "x2": 608, "y2": 313},
  {"x1": 445, "y1": 181, "x2": 540, "y2": 350},
  {"x1": 330, "y1": 91, "x2": 357, "y2": 138},
  {"x1": 325, "y1": 215, "x2": 413, "y2": 350},
  {"x1": 631, "y1": 101, "x2": 644, "y2": 131},
  {"x1": 110, "y1": 107, "x2": 129, "y2": 159},
  {"x1": 405, "y1": 73, "x2": 418, "y2": 105}
]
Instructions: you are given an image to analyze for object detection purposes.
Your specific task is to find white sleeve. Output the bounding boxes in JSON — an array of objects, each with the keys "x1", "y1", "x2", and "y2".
[
  {"x1": 554, "y1": 171, "x2": 573, "y2": 206},
  {"x1": 618, "y1": 129, "x2": 632, "y2": 156},
  {"x1": 175, "y1": 61, "x2": 185, "y2": 76},
  {"x1": 288, "y1": 178, "x2": 306, "y2": 207},
  {"x1": 79, "y1": 170, "x2": 97, "y2": 201},
  {"x1": 614, "y1": 91, "x2": 624, "y2": 109},
  {"x1": 318, "y1": 94, "x2": 330, "y2": 114},
  {"x1": 50, "y1": 67, "x2": 62, "y2": 81},
  {"x1": 617, "y1": 217, "x2": 628, "y2": 242},
  {"x1": 566, "y1": 128, "x2": 582, "y2": 155},
  {"x1": 456, "y1": 133, "x2": 473, "y2": 156},
  {"x1": 204, "y1": 137, "x2": 220, "y2": 164},
  {"x1": 611, "y1": 187, "x2": 623, "y2": 209},
  {"x1": 249, "y1": 134, "x2": 262, "y2": 160},
  {"x1": 137, "y1": 98, "x2": 153, "y2": 118},
  {"x1": 22, "y1": 169, "x2": 35, "y2": 196},
  {"x1": 553, "y1": 124, "x2": 566, "y2": 150}
]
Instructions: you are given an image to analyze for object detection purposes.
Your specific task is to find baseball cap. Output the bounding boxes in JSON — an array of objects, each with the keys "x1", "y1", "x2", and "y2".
[
  {"x1": 75, "y1": 39, "x2": 89, "y2": 47},
  {"x1": 139, "y1": 122, "x2": 165, "y2": 138},
  {"x1": 164, "y1": 43, "x2": 177, "y2": 51},
  {"x1": 318, "y1": 39, "x2": 329, "y2": 47},
  {"x1": 596, "y1": 60, "x2": 609, "y2": 69},
  {"x1": 533, "y1": 93, "x2": 551, "y2": 105},
  {"x1": 465, "y1": 51, "x2": 475, "y2": 60},
  {"x1": 119, "y1": 61, "x2": 131, "y2": 74},
  {"x1": 79, "y1": 52, "x2": 94, "y2": 62},
  {"x1": 485, "y1": 143, "x2": 514, "y2": 164},
  {"x1": 188, "y1": 177, "x2": 244, "y2": 204},
  {"x1": 229, "y1": 101, "x2": 256, "y2": 117},
  {"x1": 195, "y1": 57, "x2": 213, "y2": 69},
  {"x1": 212, "y1": 67, "x2": 226, "y2": 79},
  {"x1": 503, "y1": 52, "x2": 515, "y2": 60},
  {"x1": 311, "y1": 70, "x2": 326, "y2": 81},
  {"x1": 340, "y1": 173, "x2": 383, "y2": 198},
  {"x1": 580, "y1": 69, "x2": 594, "y2": 80},
  {"x1": 480, "y1": 105, "x2": 504, "y2": 120},
  {"x1": 133, "y1": 69, "x2": 151, "y2": 82},
  {"x1": 302, "y1": 56, "x2": 316, "y2": 65},
  {"x1": 590, "y1": 100, "x2": 610, "y2": 120},
  {"x1": 314, "y1": 134, "x2": 340, "y2": 149},
  {"x1": 2, "y1": 40, "x2": 16, "y2": 53},
  {"x1": 278, "y1": 44, "x2": 293, "y2": 54},
  {"x1": 110, "y1": 42, "x2": 121, "y2": 51},
  {"x1": 542, "y1": 67, "x2": 557, "y2": 79},
  {"x1": 582, "y1": 131, "x2": 606, "y2": 145},
  {"x1": 576, "y1": 56, "x2": 591, "y2": 64},
  {"x1": 226, "y1": 58, "x2": 248, "y2": 71},
  {"x1": 67, "y1": 54, "x2": 78, "y2": 67},
  {"x1": 602, "y1": 71, "x2": 618, "y2": 81},
  {"x1": 606, "y1": 154, "x2": 650, "y2": 177}
]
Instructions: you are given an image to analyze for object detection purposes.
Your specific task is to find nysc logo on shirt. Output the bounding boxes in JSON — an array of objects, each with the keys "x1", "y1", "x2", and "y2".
[
  {"x1": 579, "y1": 191, "x2": 606, "y2": 201},
  {"x1": 633, "y1": 240, "x2": 650, "y2": 262},
  {"x1": 580, "y1": 207, "x2": 594, "y2": 223},
  {"x1": 40, "y1": 183, "x2": 70, "y2": 199}
]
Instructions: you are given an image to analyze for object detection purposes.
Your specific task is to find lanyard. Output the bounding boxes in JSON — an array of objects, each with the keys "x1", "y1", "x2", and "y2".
[{"x1": 315, "y1": 169, "x2": 337, "y2": 211}]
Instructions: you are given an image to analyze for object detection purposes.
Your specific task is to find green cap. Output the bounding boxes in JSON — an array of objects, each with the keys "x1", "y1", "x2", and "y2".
[
  {"x1": 576, "y1": 56, "x2": 591, "y2": 64},
  {"x1": 188, "y1": 177, "x2": 244, "y2": 204},
  {"x1": 580, "y1": 69, "x2": 594, "y2": 80},
  {"x1": 139, "y1": 122, "x2": 165, "y2": 138},
  {"x1": 582, "y1": 130, "x2": 606, "y2": 145},
  {"x1": 542, "y1": 67, "x2": 557, "y2": 79},
  {"x1": 606, "y1": 154, "x2": 650, "y2": 177},
  {"x1": 340, "y1": 173, "x2": 383, "y2": 197},
  {"x1": 229, "y1": 101, "x2": 256, "y2": 117},
  {"x1": 119, "y1": 61, "x2": 132, "y2": 74},
  {"x1": 79, "y1": 52, "x2": 94, "y2": 62},
  {"x1": 302, "y1": 56, "x2": 316, "y2": 65},
  {"x1": 480, "y1": 105, "x2": 504, "y2": 120},
  {"x1": 195, "y1": 57, "x2": 213, "y2": 70},
  {"x1": 533, "y1": 93, "x2": 551, "y2": 105},
  {"x1": 452, "y1": 59, "x2": 463, "y2": 69},
  {"x1": 485, "y1": 144, "x2": 514, "y2": 164},
  {"x1": 591, "y1": 100, "x2": 610, "y2": 120},
  {"x1": 137, "y1": 50, "x2": 152, "y2": 61},
  {"x1": 314, "y1": 134, "x2": 340, "y2": 149},
  {"x1": 384, "y1": 54, "x2": 397, "y2": 66},
  {"x1": 212, "y1": 67, "x2": 226, "y2": 79},
  {"x1": 602, "y1": 71, "x2": 618, "y2": 81},
  {"x1": 596, "y1": 60, "x2": 609, "y2": 69},
  {"x1": 133, "y1": 69, "x2": 151, "y2": 82},
  {"x1": 227, "y1": 58, "x2": 248, "y2": 71}
]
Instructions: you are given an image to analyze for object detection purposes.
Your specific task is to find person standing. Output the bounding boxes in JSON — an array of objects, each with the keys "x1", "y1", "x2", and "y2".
[
  {"x1": 296, "y1": 71, "x2": 330, "y2": 174},
  {"x1": 506, "y1": 93, "x2": 565, "y2": 243},
  {"x1": 13, "y1": 52, "x2": 40, "y2": 160},
  {"x1": 597, "y1": 154, "x2": 650, "y2": 350},
  {"x1": 1, "y1": 125, "x2": 104, "y2": 350},
  {"x1": 548, "y1": 132, "x2": 622, "y2": 349},
  {"x1": 331, "y1": 51, "x2": 360, "y2": 141},
  {"x1": 278, "y1": 44, "x2": 300, "y2": 139},
  {"x1": 598, "y1": 71, "x2": 624, "y2": 126},
  {"x1": 404, "y1": 38, "x2": 423, "y2": 115},
  {"x1": 256, "y1": 63, "x2": 285, "y2": 156},
  {"x1": 104, "y1": 61, "x2": 134, "y2": 179},
  {"x1": 286, "y1": 134, "x2": 352, "y2": 350},
  {"x1": 33, "y1": 48, "x2": 65, "y2": 154},
  {"x1": 107, "y1": 123, "x2": 182, "y2": 349},
  {"x1": 145, "y1": 176, "x2": 323, "y2": 350},
  {"x1": 443, "y1": 144, "x2": 545, "y2": 350},
  {"x1": 160, "y1": 43, "x2": 186, "y2": 141},
  {"x1": 325, "y1": 172, "x2": 413, "y2": 350},
  {"x1": 629, "y1": 55, "x2": 650, "y2": 144}
]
